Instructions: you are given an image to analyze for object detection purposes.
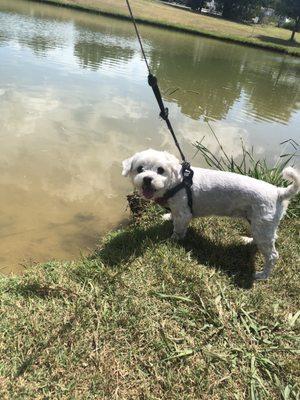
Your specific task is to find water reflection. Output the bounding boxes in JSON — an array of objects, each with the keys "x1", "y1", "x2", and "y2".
[
  {"x1": 147, "y1": 32, "x2": 300, "y2": 124},
  {"x1": 74, "y1": 36, "x2": 135, "y2": 71},
  {"x1": 242, "y1": 58, "x2": 299, "y2": 123},
  {"x1": 0, "y1": 0, "x2": 299, "y2": 273},
  {"x1": 148, "y1": 37, "x2": 243, "y2": 121},
  {"x1": 23, "y1": 34, "x2": 62, "y2": 56},
  {"x1": 0, "y1": 10, "x2": 67, "y2": 55},
  {"x1": 1, "y1": 0, "x2": 299, "y2": 125}
]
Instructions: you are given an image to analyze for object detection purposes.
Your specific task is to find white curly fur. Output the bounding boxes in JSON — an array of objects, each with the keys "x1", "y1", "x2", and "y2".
[{"x1": 122, "y1": 149, "x2": 300, "y2": 280}]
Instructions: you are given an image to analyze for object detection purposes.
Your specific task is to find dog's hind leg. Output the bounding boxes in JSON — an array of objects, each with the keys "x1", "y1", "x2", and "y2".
[
  {"x1": 251, "y1": 221, "x2": 279, "y2": 280},
  {"x1": 255, "y1": 242, "x2": 279, "y2": 280}
]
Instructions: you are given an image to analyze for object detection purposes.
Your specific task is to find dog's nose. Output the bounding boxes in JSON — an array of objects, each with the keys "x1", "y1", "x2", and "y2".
[{"x1": 143, "y1": 177, "x2": 153, "y2": 185}]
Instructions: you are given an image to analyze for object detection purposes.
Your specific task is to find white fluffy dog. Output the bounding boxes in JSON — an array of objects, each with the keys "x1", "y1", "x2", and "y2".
[{"x1": 122, "y1": 149, "x2": 300, "y2": 280}]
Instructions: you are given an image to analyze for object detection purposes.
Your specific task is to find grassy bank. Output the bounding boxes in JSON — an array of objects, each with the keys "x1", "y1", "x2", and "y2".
[
  {"x1": 30, "y1": 0, "x2": 300, "y2": 56},
  {"x1": 1, "y1": 204, "x2": 299, "y2": 398}
]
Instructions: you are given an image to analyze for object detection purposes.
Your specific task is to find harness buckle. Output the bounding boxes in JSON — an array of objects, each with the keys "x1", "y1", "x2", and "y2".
[{"x1": 181, "y1": 162, "x2": 194, "y2": 188}]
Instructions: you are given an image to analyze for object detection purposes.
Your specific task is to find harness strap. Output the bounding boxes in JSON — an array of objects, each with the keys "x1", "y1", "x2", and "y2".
[{"x1": 156, "y1": 164, "x2": 194, "y2": 214}]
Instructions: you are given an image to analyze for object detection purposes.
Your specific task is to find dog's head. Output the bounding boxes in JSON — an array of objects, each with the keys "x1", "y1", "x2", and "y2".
[{"x1": 122, "y1": 149, "x2": 181, "y2": 200}]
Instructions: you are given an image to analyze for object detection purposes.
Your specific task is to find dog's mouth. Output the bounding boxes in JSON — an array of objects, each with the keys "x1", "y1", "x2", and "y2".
[{"x1": 142, "y1": 185, "x2": 156, "y2": 199}]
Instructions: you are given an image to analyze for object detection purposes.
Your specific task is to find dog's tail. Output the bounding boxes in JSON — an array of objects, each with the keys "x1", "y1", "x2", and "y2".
[{"x1": 278, "y1": 167, "x2": 300, "y2": 200}]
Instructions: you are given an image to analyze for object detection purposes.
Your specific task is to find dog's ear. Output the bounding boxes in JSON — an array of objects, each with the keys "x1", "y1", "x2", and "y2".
[
  {"x1": 163, "y1": 151, "x2": 180, "y2": 166},
  {"x1": 164, "y1": 151, "x2": 181, "y2": 181},
  {"x1": 122, "y1": 156, "x2": 134, "y2": 177}
]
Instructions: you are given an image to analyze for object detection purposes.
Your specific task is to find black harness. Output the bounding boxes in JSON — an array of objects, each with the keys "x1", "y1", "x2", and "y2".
[{"x1": 155, "y1": 162, "x2": 194, "y2": 214}]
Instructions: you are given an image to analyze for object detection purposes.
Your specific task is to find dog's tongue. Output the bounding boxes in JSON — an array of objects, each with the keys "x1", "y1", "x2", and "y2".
[{"x1": 142, "y1": 187, "x2": 155, "y2": 199}]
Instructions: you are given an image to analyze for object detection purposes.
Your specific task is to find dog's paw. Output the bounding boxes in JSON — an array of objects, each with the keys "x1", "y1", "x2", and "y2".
[
  {"x1": 240, "y1": 236, "x2": 254, "y2": 245},
  {"x1": 162, "y1": 213, "x2": 172, "y2": 221},
  {"x1": 254, "y1": 271, "x2": 269, "y2": 281}
]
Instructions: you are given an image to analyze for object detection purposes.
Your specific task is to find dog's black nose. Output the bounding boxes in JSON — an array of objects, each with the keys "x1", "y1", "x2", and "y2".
[{"x1": 143, "y1": 177, "x2": 153, "y2": 185}]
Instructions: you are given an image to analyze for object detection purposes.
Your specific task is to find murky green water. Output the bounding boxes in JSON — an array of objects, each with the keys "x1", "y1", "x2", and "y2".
[{"x1": 0, "y1": 0, "x2": 299, "y2": 273}]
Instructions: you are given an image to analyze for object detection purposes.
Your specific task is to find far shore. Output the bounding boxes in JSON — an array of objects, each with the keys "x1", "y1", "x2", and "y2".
[{"x1": 28, "y1": 0, "x2": 300, "y2": 57}]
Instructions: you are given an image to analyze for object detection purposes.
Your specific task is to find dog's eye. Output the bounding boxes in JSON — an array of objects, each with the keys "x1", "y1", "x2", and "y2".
[
  {"x1": 137, "y1": 166, "x2": 144, "y2": 173},
  {"x1": 157, "y1": 167, "x2": 165, "y2": 175}
]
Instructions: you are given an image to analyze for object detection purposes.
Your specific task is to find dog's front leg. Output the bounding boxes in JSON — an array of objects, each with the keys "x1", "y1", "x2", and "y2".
[
  {"x1": 171, "y1": 210, "x2": 192, "y2": 240},
  {"x1": 162, "y1": 212, "x2": 173, "y2": 221}
]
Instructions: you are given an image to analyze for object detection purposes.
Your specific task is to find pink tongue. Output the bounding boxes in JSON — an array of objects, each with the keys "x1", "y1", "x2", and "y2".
[{"x1": 143, "y1": 187, "x2": 155, "y2": 199}]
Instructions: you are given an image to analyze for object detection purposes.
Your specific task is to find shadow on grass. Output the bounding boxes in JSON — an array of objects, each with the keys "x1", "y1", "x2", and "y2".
[
  {"x1": 15, "y1": 312, "x2": 78, "y2": 378},
  {"x1": 96, "y1": 220, "x2": 256, "y2": 289},
  {"x1": 257, "y1": 35, "x2": 300, "y2": 48},
  {"x1": 13, "y1": 282, "x2": 78, "y2": 301},
  {"x1": 183, "y1": 226, "x2": 256, "y2": 289}
]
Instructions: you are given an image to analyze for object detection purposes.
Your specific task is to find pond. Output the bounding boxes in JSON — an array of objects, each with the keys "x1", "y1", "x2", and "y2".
[{"x1": 0, "y1": 0, "x2": 299, "y2": 274}]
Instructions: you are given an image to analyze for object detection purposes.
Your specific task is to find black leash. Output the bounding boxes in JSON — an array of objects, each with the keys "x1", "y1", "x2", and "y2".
[{"x1": 125, "y1": 0, "x2": 194, "y2": 213}]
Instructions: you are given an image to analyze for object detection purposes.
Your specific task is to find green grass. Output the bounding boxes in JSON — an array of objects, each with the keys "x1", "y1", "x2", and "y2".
[
  {"x1": 1, "y1": 205, "x2": 299, "y2": 398},
  {"x1": 30, "y1": 0, "x2": 300, "y2": 56}
]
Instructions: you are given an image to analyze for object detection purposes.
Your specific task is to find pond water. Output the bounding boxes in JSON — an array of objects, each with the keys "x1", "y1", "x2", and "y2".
[{"x1": 0, "y1": 0, "x2": 299, "y2": 274}]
